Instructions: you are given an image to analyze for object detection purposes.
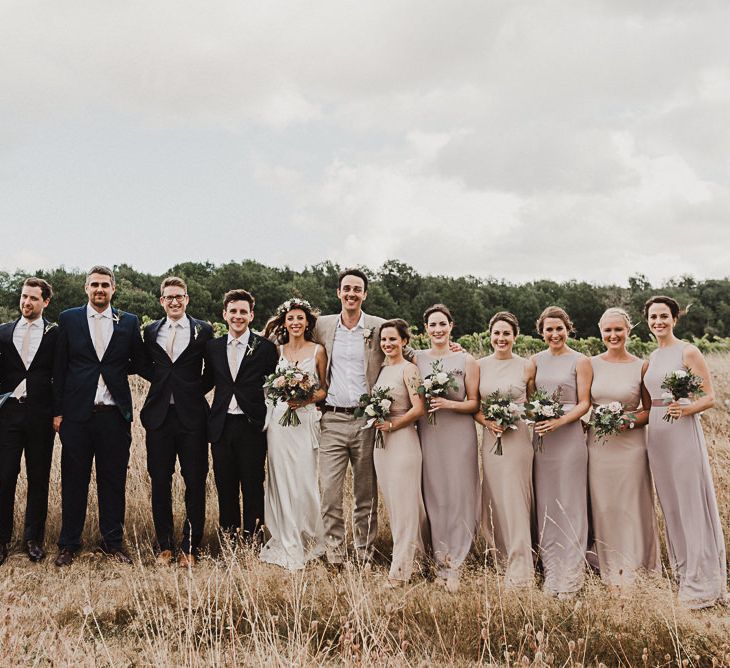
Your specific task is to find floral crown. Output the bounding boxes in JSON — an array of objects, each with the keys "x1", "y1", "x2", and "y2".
[{"x1": 276, "y1": 297, "x2": 313, "y2": 317}]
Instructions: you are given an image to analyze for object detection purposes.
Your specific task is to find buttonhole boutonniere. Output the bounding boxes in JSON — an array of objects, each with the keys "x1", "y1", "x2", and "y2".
[
  {"x1": 193, "y1": 323, "x2": 202, "y2": 340},
  {"x1": 112, "y1": 311, "x2": 123, "y2": 324},
  {"x1": 363, "y1": 328, "x2": 373, "y2": 343},
  {"x1": 44, "y1": 322, "x2": 58, "y2": 335},
  {"x1": 245, "y1": 336, "x2": 260, "y2": 358}
]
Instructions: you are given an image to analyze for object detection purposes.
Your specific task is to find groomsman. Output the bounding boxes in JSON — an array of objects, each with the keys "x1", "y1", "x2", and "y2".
[
  {"x1": 202, "y1": 289, "x2": 277, "y2": 542},
  {"x1": 52, "y1": 265, "x2": 147, "y2": 566},
  {"x1": 0, "y1": 277, "x2": 57, "y2": 563},
  {"x1": 313, "y1": 268, "x2": 387, "y2": 566},
  {"x1": 141, "y1": 276, "x2": 213, "y2": 567}
]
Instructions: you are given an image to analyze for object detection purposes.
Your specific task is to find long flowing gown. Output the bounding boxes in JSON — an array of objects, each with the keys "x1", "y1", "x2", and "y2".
[
  {"x1": 479, "y1": 355, "x2": 535, "y2": 588},
  {"x1": 260, "y1": 348, "x2": 326, "y2": 570},
  {"x1": 587, "y1": 356, "x2": 660, "y2": 585},
  {"x1": 644, "y1": 342, "x2": 727, "y2": 606},
  {"x1": 533, "y1": 349, "x2": 588, "y2": 595},
  {"x1": 416, "y1": 351, "x2": 480, "y2": 580},
  {"x1": 373, "y1": 361, "x2": 428, "y2": 582}
]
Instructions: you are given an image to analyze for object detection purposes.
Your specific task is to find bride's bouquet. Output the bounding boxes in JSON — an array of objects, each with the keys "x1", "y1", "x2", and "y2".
[
  {"x1": 354, "y1": 386, "x2": 393, "y2": 448},
  {"x1": 263, "y1": 360, "x2": 315, "y2": 427},
  {"x1": 524, "y1": 388, "x2": 565, "y2": 453},
  {"x1": 588, "y1": 402, "x2": 635, "y2": 443},
  {"x1": 417, "y1": 358, "x2": 459, "y2": 425},
  {"x1": 660, "y1": 367, "x2": 705, "y2": 423},
  {"x1": 480, "y1": 390, "x2": 524, "y2": 455}
]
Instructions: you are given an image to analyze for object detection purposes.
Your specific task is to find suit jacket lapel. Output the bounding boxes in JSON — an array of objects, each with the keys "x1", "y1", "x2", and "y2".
[
  {"x1": 6, "y1": 318, "x2": 24, "y2": 368},
  {"x1": 81, "y1": 308, "x2": 97, "y2": 356},
  {"x1": 27, "y1": 318, "x2": 53, "y2": 370},
  {"x1": 101, "y1": 308, "x2": 122, "y2": 361},
  {"x1": 176, "y1": 315, "x2": 196, "y2": 361},
  {"x1": 324, "y1": 316, "x2": 338, "y2": 379}
]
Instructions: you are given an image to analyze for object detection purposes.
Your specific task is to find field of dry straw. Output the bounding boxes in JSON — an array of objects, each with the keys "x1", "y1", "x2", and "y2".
[{"x1": 1, "y1": 357, "x2": 730, "y2": 666}]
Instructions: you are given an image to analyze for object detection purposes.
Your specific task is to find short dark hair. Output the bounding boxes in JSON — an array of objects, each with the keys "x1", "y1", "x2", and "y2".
[
  {"x1": 160, "y1": 276, "x2": 187, "y2": 295},
  {"x1": 86, "y1": 265, "x2": 115, "y2": 286},
  {"x1": 223, "y1": 289, "x2": 255, "y2": 311},
  {"x1": 22, "y1": 277, "x2": 53, "y2": 301},
  {"x1": 423, "y1": 303, "x2": 454, "y2": 325},
  {"x1": 379, "y1": 318, "x2": 410, "y2": 343},
  {"x1": 338, "y1": 268, "x2": 369, "y2": 291},
  {"x1": 536, "y1": 306, "x2": 575, "y2": 335},
  {"x1": 489, "y1": 311, "x2": 519, "y2": 336},
  {"x1": 643, "y1": 295, "x2": 681, "y2": 319}
]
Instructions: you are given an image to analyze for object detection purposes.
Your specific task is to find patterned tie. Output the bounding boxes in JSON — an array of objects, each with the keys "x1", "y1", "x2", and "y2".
[
  {"x1": 20, "y1": 322, "x2": 33, "y2": 369},
  {"x1": 228, "y1": 339, "x2": 240, "y2": 379},
  {"x1": 166, "y1": 322, "x2": 178, "y2": 361}
]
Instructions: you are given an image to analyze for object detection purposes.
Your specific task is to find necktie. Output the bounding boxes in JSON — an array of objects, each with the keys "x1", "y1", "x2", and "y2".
[
  {"x1": 228, "y1": 339, "x2": 240, "y2": 379},
  {"x1": 21, "y1": 322, "x2": 33, "y2": 369},
  {"x1": 93, "y1": 314, "x2": 106, "y2": 360},
  {"x1": 166, "y1": 322, "x2": 178, "y2": 360}
]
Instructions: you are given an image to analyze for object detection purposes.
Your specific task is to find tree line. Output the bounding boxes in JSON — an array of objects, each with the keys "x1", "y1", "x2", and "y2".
[{"x1": 1, "y1": 260, "x2": 729, "y2": 343}]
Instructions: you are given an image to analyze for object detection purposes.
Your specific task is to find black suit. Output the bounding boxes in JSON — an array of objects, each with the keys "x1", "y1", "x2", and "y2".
[
  {"x1": 0, "y1": 318, "x2": 57, "y2": 545},
  {"x1": 141, "y1": 315, "x2": 213, "y2": 555},
  {"x1": 53, "y1": 305, "x2": 147, "y2": 552},
  {"x1": 203, "y1": 332, "x2": 277, "y2": 538}
]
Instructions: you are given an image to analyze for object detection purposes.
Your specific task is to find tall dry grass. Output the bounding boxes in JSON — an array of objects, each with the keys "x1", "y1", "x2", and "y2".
[{"x1": 1, "y1": 359, "x2": 730, "y2": 666}]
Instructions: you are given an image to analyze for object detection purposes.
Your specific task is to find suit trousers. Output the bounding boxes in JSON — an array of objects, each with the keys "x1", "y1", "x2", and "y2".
[
  {"x1": 145, "y1": 407, "x2": 208, "y2": 554},
  {"x1": 0, "y1": 401, "x2": 55, "y2": 544},
  {"x1": 58, "y1": 411, "x2": 131, "y2": 551},
  {"x1": 211, "y1": 415, "x2": 267, "y2": 539},
  {"x1": 319, "y1": 412, "x2": 378, "y2": 563}
]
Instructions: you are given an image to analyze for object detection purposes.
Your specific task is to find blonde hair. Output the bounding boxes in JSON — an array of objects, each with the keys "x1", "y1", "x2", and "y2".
[{"x1": 599, "y1": 307, "x2": 633, "y2": 330}]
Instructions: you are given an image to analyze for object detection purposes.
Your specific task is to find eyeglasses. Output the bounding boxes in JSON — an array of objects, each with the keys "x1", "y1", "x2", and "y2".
[{"x1": 162, "y1": 295, "x2": 187, "y2": 303}]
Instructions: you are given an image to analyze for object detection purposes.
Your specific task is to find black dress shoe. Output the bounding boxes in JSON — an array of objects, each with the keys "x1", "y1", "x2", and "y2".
[
  {"x1": 0, "y1": 544, "x2": 8, "y2": 566},
  {"x1": 26, "y1": 540, "x2": 46, "y2": 562},
  {"x1": 106, "y1": 548, "x2": 133, "y2": 565},
  {"x1": 54, "y1": 548, "x2": 75, "y2": 567}
]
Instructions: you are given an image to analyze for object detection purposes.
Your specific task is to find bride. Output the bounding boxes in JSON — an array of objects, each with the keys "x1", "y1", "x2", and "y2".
[{"x1": 260, "y1": 298, "x2": 328, "y2": 570}]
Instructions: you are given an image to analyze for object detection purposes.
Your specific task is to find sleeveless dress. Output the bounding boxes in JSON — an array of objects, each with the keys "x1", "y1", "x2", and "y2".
[
  {"x1": 260, "y1": 346, "x2": 326, "y2": 570},
  {"x1": 373, "y1": 361, "x2": 428, "y2": 582},
  {"x1": 644, "y1": 342, "x2": 727, "y2": 606},
  {"x1": 587, "y1": 356, "x2": 660, "y2": 585},
  {"x1": 416, "y1": 351, "x2": 480, "y2": 580},
  {"x1": 479, "y1": 355, "x2": 535, "y2": 588},
  {"x1": 533, "y1": 349, "x2": 588, "y2": 595}
]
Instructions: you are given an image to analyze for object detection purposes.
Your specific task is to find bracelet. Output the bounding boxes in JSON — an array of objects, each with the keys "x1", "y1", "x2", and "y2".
[{"x1": 389, "y1": 421, "x2": 393, "y2": 432}]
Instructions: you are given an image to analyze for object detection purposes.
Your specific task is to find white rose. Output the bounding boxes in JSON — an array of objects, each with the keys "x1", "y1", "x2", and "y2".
[
  {"x1": 364, "y1": 404, "x2": 377, "y2": 416},
  {"x1": 508, "y1": 403, "x2": 520, "y2": 413},
  {"x1": 423, "y1": 379, "x2": 433, "y2": 390},
  {"x1": 542, "y1": 405, "x2": 555, "y2": 417},
  {"x1": 608, "y1": 401, "x2": 622, "y2": 413},
  {"x1": 435, "y1": 372, "x2": 449, "y2": 385},
  {"x1": 380, "y1": 399, "x2": 392, "y2": 411},
  {"x1": 674, "y1": 370, "x2": 688, "y2": 378}
]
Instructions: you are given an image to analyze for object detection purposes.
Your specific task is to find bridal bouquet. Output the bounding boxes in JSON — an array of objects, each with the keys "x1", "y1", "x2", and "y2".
[
  {"x1": 660, "y1": 367, "x2": 705, "y2": 423},
  {"x1": 588, "y1": 402, "x2": 635, "y2": 443},
  {"x1": 354, "y1": 386, "x2": 393, "y2": 448},
  {"x1": 417, "y1": 359, "x2": 459, "y2": 425},
  {"x1": 263, "y1": 360, "x2": 315, "y2": 427},
  {"x1": 524, "y1": 388, "x2": 565, "y2": 453},
  {"x1": 481, "y1": 390, "x2": 524, "y2": 455}
]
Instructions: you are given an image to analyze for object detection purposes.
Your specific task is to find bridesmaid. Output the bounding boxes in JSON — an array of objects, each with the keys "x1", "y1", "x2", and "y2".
[
  {"x1": 416, "y1": 304, "x2": 480, "y2": 593},
  {"x1": 531, "y1": 306, "x2": 592, "y2": 597},
  {"x1": 643, "y1": 295, "x2": 727, "y2": 608},
  {"x1": 372, "y1": 319, "x2": 428, "y2": 588},
  {"x1": 587, "y1": 307, "x2": 660, "y2": 588},
  {"x1": 475, "y1": 311, "x2": 536, "y2": 588}
]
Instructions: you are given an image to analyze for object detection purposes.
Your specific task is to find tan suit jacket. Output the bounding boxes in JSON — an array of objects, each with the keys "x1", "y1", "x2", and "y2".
[{"x1": 313, "y1": 312, "x2": 386, "y2": 392}]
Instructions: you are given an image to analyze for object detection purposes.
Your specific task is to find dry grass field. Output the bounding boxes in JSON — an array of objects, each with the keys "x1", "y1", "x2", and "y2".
[{"x1": 1, "y1": 358, "x2": 730, "y2": 666}]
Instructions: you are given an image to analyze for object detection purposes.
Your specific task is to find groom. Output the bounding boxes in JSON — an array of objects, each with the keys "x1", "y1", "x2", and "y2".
[{"x1": 314, "y1": 268, "x2": 388, "y2": 566}]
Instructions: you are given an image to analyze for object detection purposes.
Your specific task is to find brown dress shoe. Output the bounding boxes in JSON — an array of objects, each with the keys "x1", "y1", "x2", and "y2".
[
  {"x1": 54, "y1": 548, "x2": 75, "y2": 567},
  {"x1": 109, "y1": 548, "x2": 133, "y2": 565},
  {"x1": 156, "y1": 549, "x2": 174, "y2": 566},
  {"x1": 178, "y1": 552, "x2": 197, "y2": 568},
  {"x1": 26, "y1": 540, "x2": 46, "y2": 562}
]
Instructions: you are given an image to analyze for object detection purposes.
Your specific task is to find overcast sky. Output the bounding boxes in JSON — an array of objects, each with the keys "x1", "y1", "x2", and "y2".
[{"x1": 1, "y1": 1, "x2": 729, "y2": 285}]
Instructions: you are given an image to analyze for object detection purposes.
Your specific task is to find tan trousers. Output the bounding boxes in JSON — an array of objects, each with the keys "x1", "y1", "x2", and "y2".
[{"x1": 319, "y1": 412, "x2": 377, "y2": 563}]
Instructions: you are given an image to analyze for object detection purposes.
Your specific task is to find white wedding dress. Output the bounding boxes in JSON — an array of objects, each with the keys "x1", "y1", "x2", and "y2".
[{"x1": 260, "y1": 347, "x2": 326, "y2": 570}]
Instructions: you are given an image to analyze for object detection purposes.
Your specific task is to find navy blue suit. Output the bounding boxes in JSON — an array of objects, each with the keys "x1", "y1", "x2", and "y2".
[
  {"x1": 0, "y1": 318, "x2": 57, "y2": 545},
  {"x1": 141, "y1": 316, "x2": 213, "y2": 555},
  {"x1": 53, "y1": 305, "x2": 146, "y2": 552}
]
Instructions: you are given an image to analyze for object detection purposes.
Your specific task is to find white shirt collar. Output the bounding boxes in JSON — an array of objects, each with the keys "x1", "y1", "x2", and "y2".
[
  {"x1": 87, "y1": 303, "x2": 113, "y2": 319},
  {"x1": 227, "y1": 329, "x2": 251, "y2": 348},
  {"x1": 337, "y1": 311, "x2": 365, "y2": 331},
  {"x1": 19, "y1": 317, "x2": 41, "y2": 328},
  {"x1": 165, "y1": 316, "x2": 189, "y2": 330}
]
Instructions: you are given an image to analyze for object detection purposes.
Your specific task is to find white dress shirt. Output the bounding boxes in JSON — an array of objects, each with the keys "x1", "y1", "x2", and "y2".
[
  {"x1": 227, "y1": 329, "x2": 251, "y2": 414},
  {"x1": 11, "y1": 317, "x2": 44, "y2": 399},
  {"x1": 87, "y1": 303, "x2": 116, "y2": 406},
  {"x1": 156, "y1": 316, "x2": 191, "y2": 404},
  {"x1": 325, "y1": 312, "x2": 368, "y2": 407}
]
